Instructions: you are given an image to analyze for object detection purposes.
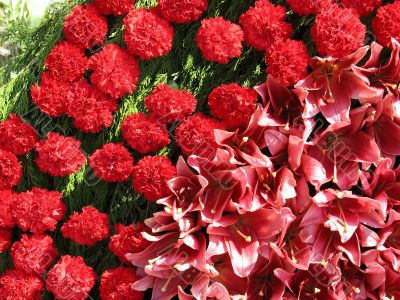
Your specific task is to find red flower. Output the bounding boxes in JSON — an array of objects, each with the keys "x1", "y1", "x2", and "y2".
[
  {"x1": 175, "y1": 113, "x2": 222, "y2": 158},
  {"x1": 311, "y1": 5, "x2": 366, "y2": 58},
  {"x1": 0, "y1": 114, "x2": 38, "y2": 156},
  {"x1": 44, "y1": 41, "x2": 88, "y2": 83},
  {"x1": 12, "y1": 188, "x2": 66, "y2": 233},
  {"x1": 92, "y1": 0, "x2": 134, "y2": 16},
  {"x1": 89, "y1": 44, "x2": 140, "y2": 99},
  {"x1": 123, "y1": 8, "x2": 174, "y2": 60},
  {"x1": 61, "y1": 206, "x2": 110, "y2": 246},
  {"x1": 0, "y1": 150, "x2": 22, "y2": 191},
  {"x1": 35, "y1": 132, "x2": 86, "y2": 177},
  {"x1": 89, "y1": 143, "x2": 134, "y2": 182},
  {"x1": 265, "y1": 39, "x2": 309, "y2": 87},
  {"x1": 63, "y1": 4, "x2": 108, "y2": 49},
  {"x1": 65, "y1": 80, "x2": 118, "y2": 133},
  {"x1": 286, "y1": 0, "x2": 332, "y2": 15},
  {"x1": 100, "y1": 267, "x2": 144, "y2": 300},
  {"x1": 372, "y1": 1, "x2": 400, "y2": 47},
  {"x1": 239, "y1": 0, "x2": 292, "y2": 51},
  {"x1": 340, "y1": 0, "x2": 382, "y2": 17},
  {"x1": 109, "y1": 223, "x2": 150, "y2": 264},
  {"x1": 195, "y1": 17, "x2": 244, "y2": 64},
  {"x1": 208, "y1": 83, "x2": 258, "y2": 129},
  {"x1": 0, "y1": 190, "x2": 15, "y2": 228},
  {"x1": 132, "y1": 155, "x2": 176, "y2": 202},
  {"x1": 144, "y1": 83, "x2": 197, "y2": 123},
  {"x1": 30, "y1": 72, "x2": 71, "y2": 117},
  {"x1": 46, "y1": 256, "x2": 96, "y2": 300},
  {"x1": 121, "y1": 113, "x2": 170, "y2": 154},
  {"x1": 11, "y1": 234, "x2": 58, "y2": 275},
  {"x1": 0, "y1": 228, "x2": 12, "y2": 253},
  {"x1": 0, "y1": 270, "x2": 44, "y2": 300},
  {"x1": 153, "y1": 0, "x2": 207, "y2": 23}
]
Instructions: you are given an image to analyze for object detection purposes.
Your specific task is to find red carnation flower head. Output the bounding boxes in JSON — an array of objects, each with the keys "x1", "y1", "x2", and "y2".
[
  {"x1": 46, "y1": 255, "x2": 96, "y2": 300},
  {"x1": 0, "y1": 190, "x2": 15, "y2": 228},
  {"x1": 65, "y1": 80, "x2": 118, "y2": 133},
  {"x1": 175, "y1": 113, "x2": 222, "y2": 158},
  {"x1": 35, "y1": 132, "x2": 86, "y2": 177},
  {"x1": 30, "y1": 72, "x2": 71, "y2": 117},
  {"x1": 311, "y1": 5, "x2": 366, "y2": 58},
  {"x1": 89, "y1": 143, "x2": 134, "y2": 182},
  {"x1": 340, "y1": 0, "x2": 382, "y2": 17},
  {"x1": 372, "y1": 1, "x2": 400, "y2": 47},
  {"x1": 93, "y1": 0, "x2": 134, "y2": 16},
  {"x1": 265, "y1": 39, "x2": 310, "y2": 86},
  {"x1": 144, "y1": 83, "x2": 197, "y2": 123},
  {"x1": 0, "y1": 114, "x2": 38, "y2": 156},
  {"x1": 123, "y1": 8, "x2": 174, "y2": 60},
  {"x1": 100, "y1": 267, "x2": 144, "y2": 300},
  {"x1": 109, "y1": 223, "x2": 150, "y2": 264},
  {"x1": 12, "y1": 187, "x2": 66, "y2": 234},
  {"x1": 132, "y1": 155, "x2": 176, "y2": 202},
  {"x1": 154, "y1": 0, "x2": 208, "y2": 23},
  {"x1": 0, "y1": 228, "x2": 12, "y2": 253},
  {"x1": 0, "y1": 270, "x2": 44, "y2": 300},
  {"x1": 63, "y1": 4, "x2": 108, "y2": 49},
  {"x1": 11, "y1": 234, "x2": 58, "y2": 275},
  {"x1": 196, "y1": 17, "x2": 244, "y2": 64},
  {"x1": 44, "y1": 41, "x2": 88, "y2": 83},
  {"x1": 89, "y1": 44, "x2": 141, "y2": 99},
  {"x1": 61, "y1": 206, "x2": 110, "y2": 246},
  {"x1": 0, "y1": 150, "x2": 22, "y2": 191},
  {"x1": 121, "y1": 113, "x2": 170, "y2": 154},
  {"x1": 286, "y1": 0, "x2": 333, "y2": 15},
  {"x1": 239, "y1": 0, "x2": 292, "y2": 51},
  {"x1": 208, "y1": 83, "x2": 258, "y2": 129}
]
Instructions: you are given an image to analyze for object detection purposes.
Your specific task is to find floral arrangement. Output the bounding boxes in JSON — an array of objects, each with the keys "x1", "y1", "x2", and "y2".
[{"x1": 1, "y1": 0, "x2": 400, "y2": 299}]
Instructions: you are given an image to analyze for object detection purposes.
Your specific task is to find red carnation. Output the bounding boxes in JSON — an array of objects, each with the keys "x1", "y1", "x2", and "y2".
[
  {"x1": 63, "y1": 4, "x2": 107, "y2": 49},
  {"x1": 144, "y1": 83, "x2": 197, "y2": 123},
  {"x1": 89, "y1": 44, "x2": 140, "y2": 99},
  {"x1": 340, "y1": 0, "x2": 382, "y2": 17},
  {"x1": 109, "y1": 223, "x2": 150, "y2": 264},
  {"x1": 46, "y1": 255, "x2": 96, "y2": 300},
  {"x1": 286, "y1": 0, "x2": 332, "y2": 15},
  {"x1": 0, "y1": 150, "x2": 22, "y2": 191},
  {"x1": 121, "y1": 113, "x2": 170, "y2": 154},
  {"x1": 0, "y1": 270, "x2": 44, "y2": 300},
  {"x1": 35, "y1": 132, "x2": 86, "y2": 177},
  {"x1": 0, "y1": 114, "x2": 38, "y2": 156},
  {"x1": 61, "y1": 206, "x2": 109, "y2": 246},
  {"x1": 208, "y1": 83, "x2": 258, "y2": 129},
  {"x1": 89, "y1": 143, "x2": 133, "y2": 182},
  {"x1": 239, "y1": 0, "x2": 292, "y2": 51},
  {"x1": 372, "y1": 1, "x2": 400, "y2": 47},
  {"x1": 44, "y1": 41, "x2": 88, "y2": 83},
  {"x1": 0, "y1": 190, "x2": 15, "y2": 228},
  {"x1": 12, "y1": 187, "x2": 66, "y2": 234},
  {"x1": 196, "y1": 17, "x2": 244, "y2": 64},
  {"x1": 30, "y1": 72, "x2": 71, "y2": 117},
  {"x1": 93, "y1": 0, "x2": 134, "y2": 16},
  {"x1": 154, "y1": 0, "x2": 207, "y2": 23},
  {"x1": 311, "y1": 5, "x2": 366, "y2": 58},
  {"x1": 123, "y1": 8, "x2": 174, "y2": 60},
  {"x1": 132, "y1": 155, "x2": 176, "y2": 202},
  {"x1": 175, "y1": 113, "x2": 222, "y2": 158},
  {"x1": 0, "y1": 228, "x2": 12, "y2": 253},
  {"x1": 11, "y1": 234, "x2": 58, "y2": 275},
  {"x1": 265, "y1": 39, "x2": 309, "y2": 86},
  {"x1": 100, "y1": 267, "x2": 144, "y2": 300},
  {"x1": 65, "y1": 80, "x2": 118, "y2": 133}
]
